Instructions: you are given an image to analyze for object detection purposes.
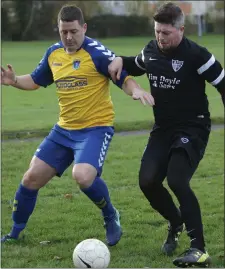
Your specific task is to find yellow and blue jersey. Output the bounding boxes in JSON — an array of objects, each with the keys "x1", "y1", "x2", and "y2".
[{"x1": 31, "y1": 36, "x2": 130, "y2": 130}]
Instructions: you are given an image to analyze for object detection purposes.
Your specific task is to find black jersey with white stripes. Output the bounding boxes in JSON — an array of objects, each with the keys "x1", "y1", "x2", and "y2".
[{"x1": 122, "y1": 37, "x2": 225, "y2": 125}]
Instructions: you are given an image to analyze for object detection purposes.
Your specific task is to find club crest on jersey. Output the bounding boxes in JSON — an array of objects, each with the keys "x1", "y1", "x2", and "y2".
[
  {"x1": 172, "y1": 59, "x2": 184, "y2": 72},
  {"x1": 73, "y1": 60, "x2": 80, "y2": 70}
]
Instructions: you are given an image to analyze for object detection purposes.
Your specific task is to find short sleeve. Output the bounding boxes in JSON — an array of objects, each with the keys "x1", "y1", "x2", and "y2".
[
  {"x1": 134, "y1": 46, "x2": 146, "y2": 71},
  {"x1": 30, "y1": 48, "x2": 54, "y2": 87}
]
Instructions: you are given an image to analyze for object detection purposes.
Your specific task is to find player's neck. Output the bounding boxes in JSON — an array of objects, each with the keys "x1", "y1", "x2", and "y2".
[{"x1": 66, "y1": 49, "x2": 78, "y2": 55}]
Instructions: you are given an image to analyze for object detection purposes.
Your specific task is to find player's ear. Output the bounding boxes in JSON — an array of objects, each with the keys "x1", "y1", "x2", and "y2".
[
  {"x1": 180, "y1": 26, "x2": 185, "y2": 33},
  {"x1": 83, "y1": 23, "x2": 87, "y2": 33}
]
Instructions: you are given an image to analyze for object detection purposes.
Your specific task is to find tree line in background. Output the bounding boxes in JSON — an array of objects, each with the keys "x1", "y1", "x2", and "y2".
[{"x1": 1, "y1": 0, "x2": 224, "y2": 41}]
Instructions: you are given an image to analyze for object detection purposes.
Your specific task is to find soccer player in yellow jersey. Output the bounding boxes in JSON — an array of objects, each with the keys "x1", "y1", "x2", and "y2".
[{"x1": 1, "y1": 5, "x2": 154, "y2": 245}]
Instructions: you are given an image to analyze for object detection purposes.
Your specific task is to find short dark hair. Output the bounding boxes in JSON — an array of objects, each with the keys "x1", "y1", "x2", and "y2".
[
  {"x1": 58, "y1": 5, "x2": 85, "y2": 25},
  {"x1": 153, "y1": 2, "x2": 184, "y2": 28}
]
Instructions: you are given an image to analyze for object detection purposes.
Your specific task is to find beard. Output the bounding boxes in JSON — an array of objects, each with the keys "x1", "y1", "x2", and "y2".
[{"x1": 158, "y1": 42, "x2": 179, "y2": 54}]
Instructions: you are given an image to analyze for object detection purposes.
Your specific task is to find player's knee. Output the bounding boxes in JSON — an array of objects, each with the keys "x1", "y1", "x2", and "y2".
[
  {"x1": 72, "y1": 170, "x2": 94, "y2": 187},
  {"x1": 139, "y1": 169, "x2": 155, "y2": 191},
  {"x1": 167, "y1": 177, "x2": 180, "y2": 192},
  {"x1": 72, "y1": 164, "x2": 97, "y2": 187},
  {"x1": 167, "y1": 174, "x2": 190, "y2": 194},
  {"x1": 22, "y1": 169, "x2": 42, "y2": 190}
]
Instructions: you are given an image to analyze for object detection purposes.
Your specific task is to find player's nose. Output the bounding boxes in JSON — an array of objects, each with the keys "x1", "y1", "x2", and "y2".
[{"x1": 66, "y1": 33, "x2": 73, "y2": 40}]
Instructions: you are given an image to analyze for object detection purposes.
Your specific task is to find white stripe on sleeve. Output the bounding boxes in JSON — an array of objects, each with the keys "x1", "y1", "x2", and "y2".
[
  {"x1": 135, "y1": 56, "x2": 146, "y2": 70},
  {"x1": 210, "y1": 69, "x2": 225, "y2": 86},
  {"x1": 197, "y1": 55, "x2": 215, "y2": 74},
  {"x1": 141, "y1": 49, "x2": 145, "y2": 63}
]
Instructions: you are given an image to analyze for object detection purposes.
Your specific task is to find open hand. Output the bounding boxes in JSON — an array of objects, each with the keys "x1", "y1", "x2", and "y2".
[
  {"x1": 132, "y1": 88, "x2": 155, "y2": 106},
  {"x1": 1, "y1": 64, "x2": 16, "y2": 86}
]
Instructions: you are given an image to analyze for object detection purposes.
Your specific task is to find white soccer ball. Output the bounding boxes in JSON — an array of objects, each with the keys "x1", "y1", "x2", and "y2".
[{"x1": 72, "y1": 238, "x2": 110, "y2": 268}]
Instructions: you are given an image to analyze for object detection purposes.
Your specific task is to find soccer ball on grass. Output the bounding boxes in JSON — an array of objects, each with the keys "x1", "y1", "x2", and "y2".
[{"x1": 72, "y1": 238, "x2": 110, "y2": 268}]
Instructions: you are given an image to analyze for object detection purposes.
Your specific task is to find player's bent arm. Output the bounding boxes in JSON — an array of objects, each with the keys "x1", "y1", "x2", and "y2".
[
  {"x1": 93, "y1": 40, "x2": 145, "y2": 88},
  {"x1": 12, "y1": 75, "x2": 40, "y2": 90},
  {"x1": 90, "y1": 39, "x2": 154, "y2": 106},
  {"x1": 195, "y1": 46, "x2": 225, "y2": 106},
  {"x1": 120, "y1": 56, "x2": 146, "y2": 76}
]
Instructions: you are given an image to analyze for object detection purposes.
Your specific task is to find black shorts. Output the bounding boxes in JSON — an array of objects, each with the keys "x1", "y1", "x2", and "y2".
[{"x1": 142, "y1": 119, "x2": 211, "y2": 168}]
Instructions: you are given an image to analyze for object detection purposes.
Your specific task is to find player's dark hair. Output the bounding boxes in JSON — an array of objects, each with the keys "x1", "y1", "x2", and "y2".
[
  {"x1": 153, "y1": 2, "x2": 184, "y2": 28},
  {"x1": 58, "y1": 5, "x2": 85, "y2": 25}
]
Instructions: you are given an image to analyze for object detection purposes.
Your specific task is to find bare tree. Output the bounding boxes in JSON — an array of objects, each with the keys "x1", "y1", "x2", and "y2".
[
  {"x1": 123, "y1": 1, "x2": 153, "y2": 16},
  {"x1": 51, "y1": 0, "x2": 103, "y2": 22},
  {"x1": 215, "y1": 1, "x2": 224, "y2": 11},
  {"x1": 21, "y1": 1, "x2": 36, "y2": 40}
]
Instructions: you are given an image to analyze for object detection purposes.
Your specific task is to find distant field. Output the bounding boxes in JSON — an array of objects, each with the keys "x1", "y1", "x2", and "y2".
[
  {"x1": 1, "y1": 130, "x2": 224, "y2": 268},
  {"x1": 2, "y1": 35, "x2": 224, "y2": 135}
]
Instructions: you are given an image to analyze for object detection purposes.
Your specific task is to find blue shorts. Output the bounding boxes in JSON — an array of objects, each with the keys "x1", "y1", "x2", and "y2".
[{"x1": 34, "y1": 124, "x2": 114, "y2": 177}]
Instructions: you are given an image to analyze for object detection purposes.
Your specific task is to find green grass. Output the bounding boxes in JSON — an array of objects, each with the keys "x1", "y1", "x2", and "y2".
[
  {"x1": 1, "y1": 129, "x2": 224, "y2": 268},
  {"x1": 2, "y1": 35, "x2": 224, "y2": 137}
]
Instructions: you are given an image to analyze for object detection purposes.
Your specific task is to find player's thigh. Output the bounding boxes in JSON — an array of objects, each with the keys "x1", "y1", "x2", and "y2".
[
  {"x1": 22, "y1": 156, "x2": 57, "y2": 189},
  {"x1": 170, "y1": 126, "x2": 209, "y2": 170},
  {"x1": 34, "y1": 137, "x2": 74, "y2": 178},
  {"x1": 74, "y1": 126, "x2": 114, "y2": 178},
  {"x1": 139, "y1": 131, "x2": 169, "y2": 185},
  {"x1": 167, "y1": 126, "x2": 210, "y2": 190},
  {"x1": 167, "y1": 148, "x2": 198, "y2": 192}
]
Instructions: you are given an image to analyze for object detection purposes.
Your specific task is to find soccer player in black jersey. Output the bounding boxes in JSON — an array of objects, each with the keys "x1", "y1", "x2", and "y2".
[{"x1": 109, "y1": 2, "x2": 224, "y2": 268}]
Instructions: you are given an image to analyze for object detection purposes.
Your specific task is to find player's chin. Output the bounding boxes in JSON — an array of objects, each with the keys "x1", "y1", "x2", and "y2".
[
  {"x1": 161, "y1": 45, "x2": 174, "y2": 53},
  {"x1": 159, "y1": 43, "x2": 169, "y2": 49},
  {"x1": 66, "y1": 43, "x2": 77, "y2": 49}
]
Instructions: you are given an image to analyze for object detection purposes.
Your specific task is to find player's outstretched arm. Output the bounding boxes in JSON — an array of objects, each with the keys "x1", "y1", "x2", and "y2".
[
  {"x1": 1, "y1": 64, "x2": 39, "y2": 90},
  {"x1": 122, "y1": 78, "x2": 155, "y2": 106}
]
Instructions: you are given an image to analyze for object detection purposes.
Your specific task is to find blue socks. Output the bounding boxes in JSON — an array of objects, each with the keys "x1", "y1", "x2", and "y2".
[
  {"x1": 81, "y1": 177, "x2": 115, "y2": 219},
  {"x1": 10, "y1": 184, "x2": 38, "y2": 239},
  {"x1": 9, "y1": 178, "x2": 114, "y2": 239}
]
